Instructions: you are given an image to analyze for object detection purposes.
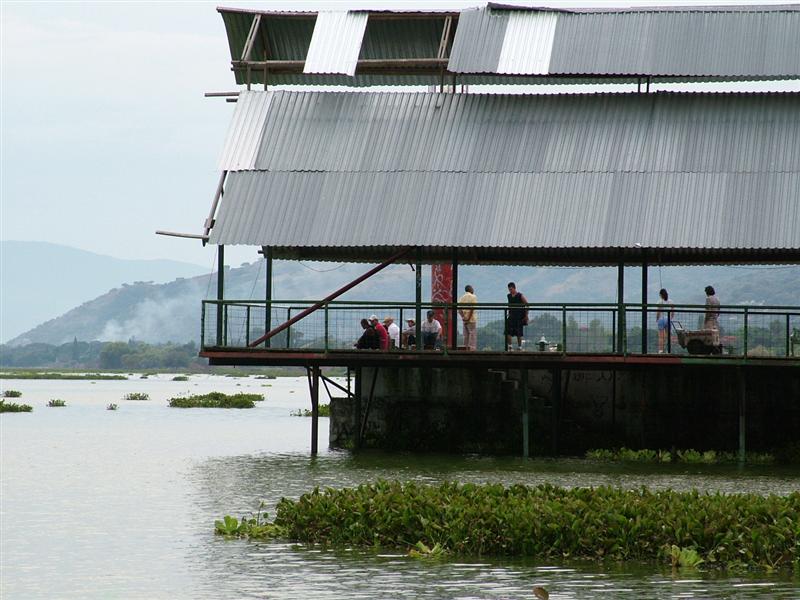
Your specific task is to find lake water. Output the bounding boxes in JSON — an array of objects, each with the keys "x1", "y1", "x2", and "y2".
[{"x1": 2, "y1": 374, "x2": 799, "y2": 599}]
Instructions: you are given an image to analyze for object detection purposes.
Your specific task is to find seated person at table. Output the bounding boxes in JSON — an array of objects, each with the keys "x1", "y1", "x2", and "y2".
[
  {"x1": 421, "y1": 310, "x2": 442, "y2": 349},
  {"x1": 401, "y1": 318, "x2": 416, "y2": 348},
  {"x1": 355, "y1": 318, "x2": 379, "y2": 349}
]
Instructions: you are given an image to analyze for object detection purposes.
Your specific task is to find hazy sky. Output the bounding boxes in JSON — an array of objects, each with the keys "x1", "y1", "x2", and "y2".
[{"x1": 2, "y1": 0, "x2": 799, "y2": 268}]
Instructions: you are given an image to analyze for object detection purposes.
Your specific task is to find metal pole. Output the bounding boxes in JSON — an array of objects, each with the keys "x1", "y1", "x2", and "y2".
[
  {"x1": 738, "y1": 367, "x2": 746, "y2": 465},
  {"x1": 552, "y1": 368, "x2": 561, "y2": 455},
  {"x1": 216, "y1": 245, "x2": 225, "y2": 346},
  {"x1": 354, "y1": 367, "x2": 362, "y2": 449},
  {"x1": 521, "y1": 369, "x2": 530, "y2": 458},
  {"x1": 264, "y1": 246, "x2": 273, "y2": 348},
  {"x1": 415, "y1": 250, "x2": 422, "y2": 349},
  {"x1": 311, "y1": 366, "x2": 320, "y2": 456},
  {"x1": 641, "y1": 257, "x2": 648, "y2": 354},
  {"x1": 743, "y1": 307, "x2": 749, "y2": 357},
  {"x1": 617, "y1": 260, "x2": 625, "y2": 354},
  {"x1": 451, "y1": 251, "x2": 458, "y2": 350},
  {"x1": 786, "y1": 313, "x2": 791, "y2": 357}
]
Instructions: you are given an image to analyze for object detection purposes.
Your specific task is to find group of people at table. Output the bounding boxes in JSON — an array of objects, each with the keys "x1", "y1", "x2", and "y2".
[{"x1": 354, "y1": 283, "x2": 529, "y2": 352}]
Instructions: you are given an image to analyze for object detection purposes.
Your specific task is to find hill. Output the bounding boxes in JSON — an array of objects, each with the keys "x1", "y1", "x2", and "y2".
[
  {"x1": 6, "y1": 256, "x2": 798, "y2": 346},
  {"x1": 0, "y1": 241, "x2": 207, "y2": 342}
]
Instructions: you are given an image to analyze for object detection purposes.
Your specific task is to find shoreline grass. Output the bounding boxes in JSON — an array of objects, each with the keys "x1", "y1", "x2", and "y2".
[
  {"x1": 586, "y1": 447, "x2": 776, "y2": 465},
  {"x1": 1, "y1": 371, "x2": 127, "y2": 380}
]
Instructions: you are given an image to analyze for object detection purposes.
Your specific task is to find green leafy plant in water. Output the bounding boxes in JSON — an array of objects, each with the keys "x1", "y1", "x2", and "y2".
[
  {"x1": 408, "y1": 541, "x2": 447, "y2": 559},
  {"x1": 0, "y1": 400, "x2": 33, "y2": 413},
  {"x1": 171, "y1": 375, "x2": 189, "y2": 382},
  {"x1": 2, "y1": 390, "x2": 22, "y2": 398},
  {"x1": 123, "y1": 392, "x2": 150, "y2": 401},
  {"x1": 47, "y1": 399, "x2": 66, "y2": 407},
  {"x1": 290, "y1": 404, "x2": 331, "y2": 417},
  {"x1": 215, "y1": 504, "x2": 284, "y2": 539},
  {"x1": 107, "y1": 403, "x2": 118, "y2": 411},
  {"x1": 168, "y1": 392, "x2": 262, "y2": 408},
  {"x1": 666, "y1": 544, "x2": 705, "y2": 569}
]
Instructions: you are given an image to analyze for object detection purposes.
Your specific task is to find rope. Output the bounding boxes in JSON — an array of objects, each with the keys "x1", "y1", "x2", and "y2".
[
  {"x1": 204, "y1": 246, "x2": 217, "y2": 300},
  {"x1": 298, "y1": 261, "x2": 348, "y2": 273},
  {"x1": 247, "y1": 258, "x2": 264, "y2": 300}
]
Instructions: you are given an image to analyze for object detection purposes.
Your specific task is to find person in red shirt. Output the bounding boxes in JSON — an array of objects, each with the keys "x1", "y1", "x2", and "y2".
[{"x1": 369, "y1": 314, "x2": 389, "y2": 351}]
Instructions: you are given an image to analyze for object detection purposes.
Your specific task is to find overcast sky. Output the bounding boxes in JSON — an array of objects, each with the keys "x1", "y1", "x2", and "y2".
[{"x1": 2, "y1": 0, "x2": 799, "y2": 268}]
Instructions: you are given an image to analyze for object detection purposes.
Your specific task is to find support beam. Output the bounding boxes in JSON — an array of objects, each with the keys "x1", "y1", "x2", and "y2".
[
  {"x1": 250, "y1": 247, "x2": 411, "y2": 347},
  {"x1": 203, "y1": 171, "x2": 227, "y2": 240},
  {"x1": 310, "y1": 366, "x2": 320, "y2": 456},
  {"x1": 260, "y1": 246, "x2": 274, "y2": 347},
  {"x1": 415, "y1": 251, "x2": 422, "y2": 348},
  {"x1": 641, "y1": 257, "x2": 648, "y2": 354},
  {"x1": 738, "y1": 367, "x2": 746, "y2": 465},
  {"x1": 617, "y1": 261, "x2": 625, "y2": 354},
  {"x1": 451, "y1": 252, "x2": 459, "y2": 350},
  {"x1": 521, "y1": 369, "x2": 530, "y2": 458},
  {"x1": 216, "y1": 245, "x2": 225, "y2": 346},
  {"x1": 552, "y1": 368, "x2": 562, "y2": 455}
]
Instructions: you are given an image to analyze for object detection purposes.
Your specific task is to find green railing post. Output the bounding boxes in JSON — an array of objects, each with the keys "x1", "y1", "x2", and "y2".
[
  {"x1": 442, "y1": 306, "x2": 448, "y2": 356},
  {"x1": 611, "y1": 309, "x2": 616, "y2": 353},
  {"x1": 743, "y1": 307, "x2": 749, "y2": 357},
  {"x1": 245, "y1": 305, "x2": 251, "y2": 347},
  {"x1": 223, "y1": 304, "x2": 228, "y2": 347},
  {"x1": 561, "y1": 306, "x2": 567, "y2": 353},
  {"x1": 200, "y1": 302, "x2": 206, "y2": 349},
  {"x1": 324, "y1": 303, "x2": 329, "y2": 352},
  {"x1": 786, "y1": 313, "x2": 791, "y2": 357}
]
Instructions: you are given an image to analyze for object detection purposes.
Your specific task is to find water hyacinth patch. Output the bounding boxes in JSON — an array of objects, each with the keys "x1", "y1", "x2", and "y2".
[
  {"x1": 0, "y1": 400, "x2": 33, "y2": 413},
  {"x1": 2, "y1": 390, "x2": 22, "y2": 398},
  {"x1": 290, "y1": 404, "x2": 331, "y2": 417},
  {"x1": 221, "y1": 482, "x2": 800, "y2": 572},
  {"x1": 107, "y1": 403, "x2": 118, "y2": 411},
  {"x1": 586, "y1": 447, "x2": 775, "y2": 465},
  {"x1": 47, "y1": 399, "x2": 67, "y2": 407},
  {"x1": 123, "y1": 392, "x2": 150, "y2": 401},
  {"x1": 167, "y1": 392, "x2": 262, "y2": 408}
]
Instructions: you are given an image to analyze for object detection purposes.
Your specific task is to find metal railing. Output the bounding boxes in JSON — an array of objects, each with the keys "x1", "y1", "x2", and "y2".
[{"x1": 201, "y1": 300, "x2": 800, "y2": 359}]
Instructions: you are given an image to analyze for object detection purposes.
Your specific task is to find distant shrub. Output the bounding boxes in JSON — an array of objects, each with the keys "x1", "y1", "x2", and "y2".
[
  {"x1": 168, "y1": 392, "x2": 261, "y2": 409},
  {"x1": 123, "y1": 392, "x2": 150, "y2": 401},
  {"x1": 2, "y1": 390, "x2": 22, "y2": 398},
  {"x1": 48, "y1": 399, "x2": 67, "y2": 407},
  {"x1": 0, "y1": 400, "x2": 33, "y2": 413}
]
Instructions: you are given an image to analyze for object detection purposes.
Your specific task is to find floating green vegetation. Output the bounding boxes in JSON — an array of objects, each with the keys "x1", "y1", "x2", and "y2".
[
  {"x1": 218, "y1": 482, "x2": 800, "y2": 572},
  {"x1": 47, "y1": 399, "x2": 67, "y2": 407},
  {"x1": 585, "y1": 447, "x2": 775, "y2": 465},
  {"x1": 290, "y1": 404, "x2": 331, "y2": 417},
  {"x1": 255, "y1": 375, "x2": 277, "y2": 380},
  {"x1": 224, "y1": 372, "x2": 250, "y2": 378},
  {"x1": 2, "y1": 390, "x2": 22, "y2": 398},
  {"x1": 0, "y1": 371, "x2": 127, "y2": 380},
  {"x1": 107, "y1": 403, "x2": 118, "y2": 411},
  {"x1": 123, "y1": 392, "x2": 150, "y2": 401},
  {"x1": 167, "y1": 392, "x2": 262, "y2": 409},
  {"x1": 171, "y1": 375, "x2": 189, "y2": 382},
  {"x1": 0, "y1": 400, "x2": 33, "y2": 413}
]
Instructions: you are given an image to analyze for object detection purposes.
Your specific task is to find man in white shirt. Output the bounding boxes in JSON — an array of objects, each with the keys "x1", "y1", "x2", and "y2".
[
  {"x1": 421, "y1": 310, "x2": 442, "y2": 349},
  {"x1": 458, "y1": 284, "x2": 478, "y2": 350},
  {"x1": 383, "y1": 316, "x2": 400, "y2": 349}
]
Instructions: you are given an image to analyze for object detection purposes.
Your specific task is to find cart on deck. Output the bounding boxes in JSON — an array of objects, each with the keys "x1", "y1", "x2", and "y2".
[{"x1": 671, "y1": 321, "x2": 723, "y2": 355}]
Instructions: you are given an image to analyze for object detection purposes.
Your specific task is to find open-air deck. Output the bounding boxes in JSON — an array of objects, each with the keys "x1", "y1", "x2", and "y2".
[{"x1": 200, "y1": 299, "x2": 800, "y2": 369}]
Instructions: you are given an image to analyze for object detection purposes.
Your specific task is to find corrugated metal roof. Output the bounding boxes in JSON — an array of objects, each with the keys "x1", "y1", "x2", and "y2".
[
  {"x1": 209, "y1": 90, "x2": 800, "y2": 262},
  {"x1": 449, "y1": 5, "x2": 800, "y2": 79},
  {"x1": 217, "y1": 91, "x2": 272, "y2": 171},
  {"x1": 219, "y1": 90, "x2": 800, "y2": 175},
  {"x1": 497, "y1": 11, "x2": 557, "y2": 75},
  {"x1": 304, "y1": 12, "x2": 368, "y2": 76}
]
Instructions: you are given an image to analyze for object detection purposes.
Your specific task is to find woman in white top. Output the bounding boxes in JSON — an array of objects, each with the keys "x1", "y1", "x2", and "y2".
[{"x1": 656, "y1": 288, "x2": 674, "y2": 354}]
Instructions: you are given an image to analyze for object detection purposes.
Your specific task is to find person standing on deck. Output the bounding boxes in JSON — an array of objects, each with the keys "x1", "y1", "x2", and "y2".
[
  {"x1": 369, "y1": 315, "x2": 389, "y2": 351},
  {"x1": 458, "y1": 285, "x2": 478, "y2": 351},
  {"x1": 505, "y1": 282, "x2": 529, "y2": 351},
  {"x1": 703, "y1": 286, "x2": 720, "y2": 330},
  {"x1": 656, "y1": 288, "x2": 674, "y2": 354}
]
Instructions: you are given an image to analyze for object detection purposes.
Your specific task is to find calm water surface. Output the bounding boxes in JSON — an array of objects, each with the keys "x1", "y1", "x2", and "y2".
[{"x1": 2, "y1": 374, "x2": 799, "y2": 599}]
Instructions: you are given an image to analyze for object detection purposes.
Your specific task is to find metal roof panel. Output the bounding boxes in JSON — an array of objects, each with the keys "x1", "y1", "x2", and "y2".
[{"x1": 304, "y1": 11, "x2": 368, "y2": 76}]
